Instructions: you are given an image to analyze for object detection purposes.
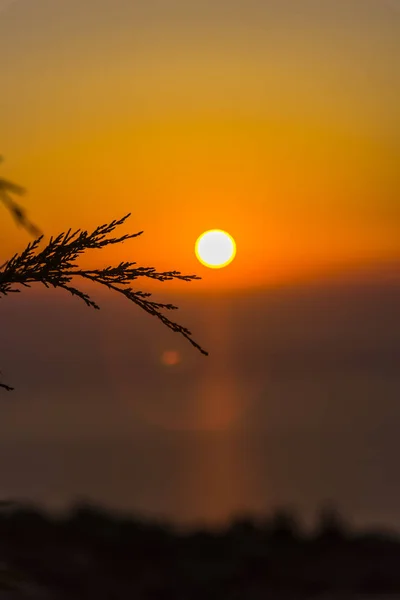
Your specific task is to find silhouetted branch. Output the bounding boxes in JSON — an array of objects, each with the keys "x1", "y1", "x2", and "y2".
[{"x1": 0, "y1": 214, "x2": 208, "y2": 390}]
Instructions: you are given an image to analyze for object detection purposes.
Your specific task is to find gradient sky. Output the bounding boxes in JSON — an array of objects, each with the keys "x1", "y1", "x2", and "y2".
[
  {"x1": 1, "y1": 0, "x2": 400, "y2": 529},
  {"x1": 1, "y1": 0, "x2": 399, "y2": 290}
]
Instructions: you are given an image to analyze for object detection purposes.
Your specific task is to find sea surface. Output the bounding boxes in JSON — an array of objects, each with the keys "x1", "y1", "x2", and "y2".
[{"x1": 1, "y1": 278, "x2": 399, "y2": 532}]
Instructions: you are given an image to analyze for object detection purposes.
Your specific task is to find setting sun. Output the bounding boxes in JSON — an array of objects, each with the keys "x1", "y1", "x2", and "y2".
[{"x1": 195, "y1": 230, "x2": 237, "y2": 269}]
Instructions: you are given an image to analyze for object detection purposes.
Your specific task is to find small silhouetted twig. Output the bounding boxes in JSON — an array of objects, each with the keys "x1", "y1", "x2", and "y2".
[
  {"x1": 0, "y1": 157, "x2": 42, "y2": 237},
  {"x1": 0, "y1": 376, "x2": 13, "y2": 391},
  {"x1": 0, "y1": 214, "x2": 208, "y2": 390}
]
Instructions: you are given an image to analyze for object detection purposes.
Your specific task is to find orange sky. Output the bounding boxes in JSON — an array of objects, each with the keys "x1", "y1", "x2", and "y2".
[{"x1": 1, "y1": 0, "x2": 399, "y2": 291}]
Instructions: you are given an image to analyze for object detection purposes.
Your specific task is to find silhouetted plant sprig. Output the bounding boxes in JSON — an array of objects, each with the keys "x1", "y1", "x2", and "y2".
[{"x1": 0, "y1": 214, "x2": 208, "y2": 390}]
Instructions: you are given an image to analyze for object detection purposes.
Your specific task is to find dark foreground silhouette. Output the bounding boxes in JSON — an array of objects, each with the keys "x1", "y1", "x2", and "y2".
[{"x1": 1, "y1": 502, "x2": 400, "y2": 599}]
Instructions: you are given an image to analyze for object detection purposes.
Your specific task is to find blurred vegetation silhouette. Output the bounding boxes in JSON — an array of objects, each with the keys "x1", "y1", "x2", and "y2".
[
  {"x1": 0, "y1": 158, "x2": 207, "y2": 391},
  {"x1": 1, "y1": 501, "x2": 400, "y2": 598},
  {"x1": 0, "y1": 157, "x2": 41, "y2": 237}
]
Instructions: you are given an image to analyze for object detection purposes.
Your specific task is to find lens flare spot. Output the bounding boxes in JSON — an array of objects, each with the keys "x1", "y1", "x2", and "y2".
[{"x1": 161, "y1": 350, "x2": 181, "y2": 366}]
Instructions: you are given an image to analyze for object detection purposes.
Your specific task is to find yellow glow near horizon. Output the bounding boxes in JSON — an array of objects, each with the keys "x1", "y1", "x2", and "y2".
[{"x1": 195, "y1": 230, "x2": 237, "y2": 269}]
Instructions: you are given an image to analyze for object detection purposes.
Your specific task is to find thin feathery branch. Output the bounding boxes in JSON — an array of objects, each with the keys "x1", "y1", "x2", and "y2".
[{"x1": 0, "y1": 214, "x2": 208, "y2": 390}]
